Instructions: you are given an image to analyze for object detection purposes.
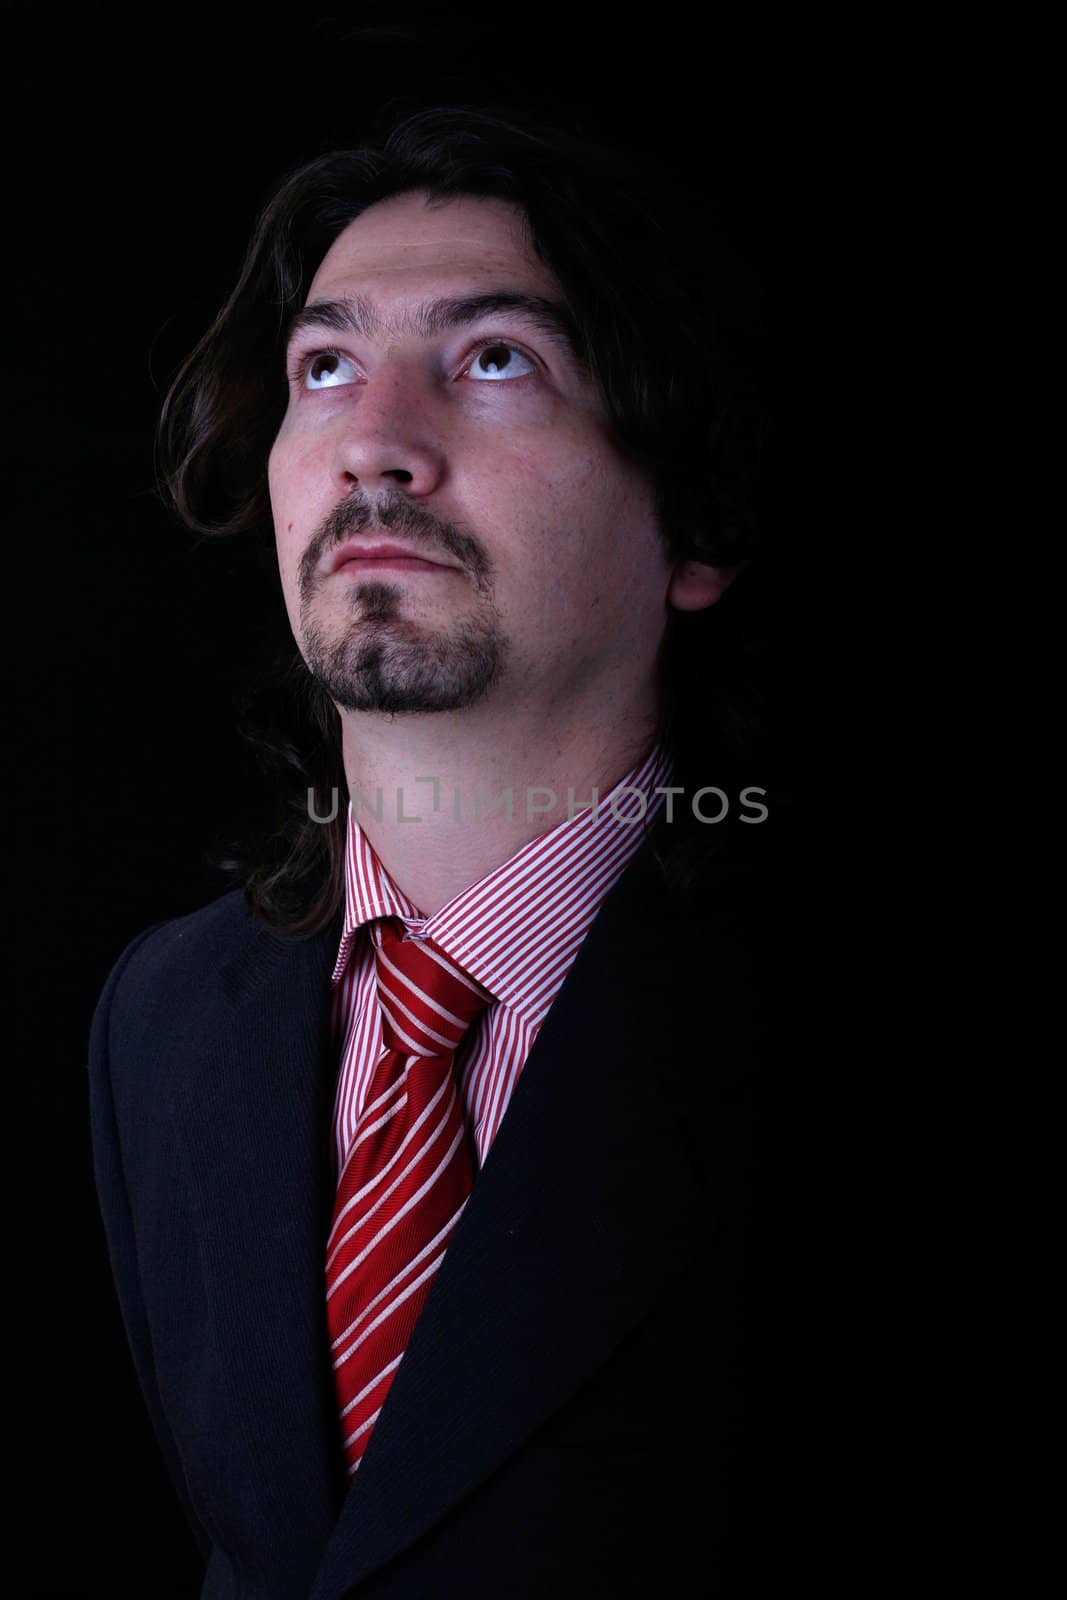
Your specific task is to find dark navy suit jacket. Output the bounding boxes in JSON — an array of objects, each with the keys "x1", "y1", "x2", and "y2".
[{"x1": 88, "y1": 813, "x2": 781, "y2": 1598}]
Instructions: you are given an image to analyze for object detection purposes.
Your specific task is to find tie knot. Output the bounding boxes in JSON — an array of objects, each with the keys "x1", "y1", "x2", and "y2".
[{"x1": 372, "y1": 918, "x2": 492, "y2": 1058}]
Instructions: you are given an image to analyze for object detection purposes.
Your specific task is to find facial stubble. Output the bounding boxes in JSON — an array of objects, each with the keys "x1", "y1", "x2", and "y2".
[
  {"x1": 300, "y1": 575, "x2": 508, "y2": 714},
  {"x1": 291, "y1": 487, "x2": 509, "y2": 713}
]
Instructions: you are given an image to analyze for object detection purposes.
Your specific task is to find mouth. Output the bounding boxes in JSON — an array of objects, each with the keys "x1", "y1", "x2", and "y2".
[{"x1": 329, "y1": 540, "x2": 457, "y2": 576}]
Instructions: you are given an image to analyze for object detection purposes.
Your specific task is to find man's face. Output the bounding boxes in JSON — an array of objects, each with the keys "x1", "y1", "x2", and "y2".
[{"x1": 267, "y1": 188, "x2": 675, "y2": 719}]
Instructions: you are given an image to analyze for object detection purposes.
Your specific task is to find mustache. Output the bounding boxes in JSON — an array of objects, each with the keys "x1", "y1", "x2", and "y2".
[{"x1": 298, "y1": 490, "x2": 491, "y2": 596}]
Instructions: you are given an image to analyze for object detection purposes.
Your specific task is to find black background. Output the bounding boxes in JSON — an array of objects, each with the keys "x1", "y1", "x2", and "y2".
[{"x1": 9, "y1": 5, "x2": 818, "y2": 1592}]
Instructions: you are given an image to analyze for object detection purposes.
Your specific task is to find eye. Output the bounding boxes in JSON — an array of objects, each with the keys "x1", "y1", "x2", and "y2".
[
  {"x1": 465, "y1": 341, "x2": 537, "y2": 382},
  {"x1": 298, "y1": 349, "x2": 360, "y2": 390}
]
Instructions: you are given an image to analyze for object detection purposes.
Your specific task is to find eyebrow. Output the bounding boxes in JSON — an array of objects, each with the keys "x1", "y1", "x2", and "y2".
[{"x1": 283, "y1": 291, "x2": 585, "y2": 369}]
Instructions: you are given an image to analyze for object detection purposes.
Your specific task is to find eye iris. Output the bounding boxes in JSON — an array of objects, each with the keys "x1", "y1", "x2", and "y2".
[
  {"x1": 478, "y1": 344, "x2": 513, "y2": 375},
  {"x1": 310, "y1": 354, "x2": 339, "y2": 383}
]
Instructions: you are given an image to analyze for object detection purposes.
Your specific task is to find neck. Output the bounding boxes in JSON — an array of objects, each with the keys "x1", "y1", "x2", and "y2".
[{"x1": 338, "y1": 696, "x2": 659, "y2": 916}]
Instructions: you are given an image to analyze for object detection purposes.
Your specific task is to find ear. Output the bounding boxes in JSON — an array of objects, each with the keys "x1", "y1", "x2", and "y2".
[{"x1": 667, "y1": 559, "x2": 742, "y2": 613}]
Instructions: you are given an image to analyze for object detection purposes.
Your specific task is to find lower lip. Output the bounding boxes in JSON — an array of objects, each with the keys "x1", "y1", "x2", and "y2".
[{"x1": 335, "y1": 556, "x2": 453, "y2": 574}]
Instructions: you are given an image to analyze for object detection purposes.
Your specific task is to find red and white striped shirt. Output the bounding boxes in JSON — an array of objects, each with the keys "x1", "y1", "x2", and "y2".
[{"x1": 328, "y1": 742, "x2": 673, "y2": 1175}]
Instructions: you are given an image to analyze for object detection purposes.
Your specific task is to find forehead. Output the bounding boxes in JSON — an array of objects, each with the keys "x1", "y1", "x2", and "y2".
[{"x1": 307, "y1": 189, "x2": 560, "y2": 307}]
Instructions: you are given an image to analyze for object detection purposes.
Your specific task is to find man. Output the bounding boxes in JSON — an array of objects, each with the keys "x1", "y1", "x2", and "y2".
[{"x1": 89, "y1": 104, "x2": 778, "y2": 1597}]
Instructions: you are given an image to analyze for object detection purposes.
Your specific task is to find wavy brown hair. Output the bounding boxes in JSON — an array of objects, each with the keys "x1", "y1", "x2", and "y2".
[{"x1": 157, "y1": 102, "x2": 769, "y2": 935}]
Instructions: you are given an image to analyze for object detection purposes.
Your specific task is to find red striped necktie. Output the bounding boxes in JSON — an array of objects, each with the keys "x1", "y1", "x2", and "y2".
[{"x1": 325, "y1": 916, "x2": 493, "y2": 1475}]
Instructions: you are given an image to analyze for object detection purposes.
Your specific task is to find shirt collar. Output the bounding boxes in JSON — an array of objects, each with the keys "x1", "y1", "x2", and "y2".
[{"x1": 331, "y1": 742, "x2": 674, "y2": 1020}]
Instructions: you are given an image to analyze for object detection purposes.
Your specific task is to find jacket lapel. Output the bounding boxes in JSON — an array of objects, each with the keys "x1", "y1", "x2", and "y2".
[{"x1": 308, "y1": 821, "x2": 737, "y2": 1600}]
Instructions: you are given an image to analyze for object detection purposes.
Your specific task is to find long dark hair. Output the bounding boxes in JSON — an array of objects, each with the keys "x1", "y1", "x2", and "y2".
[{"x1": 157, "y1": 103, "x2": 768, "y2": 935}]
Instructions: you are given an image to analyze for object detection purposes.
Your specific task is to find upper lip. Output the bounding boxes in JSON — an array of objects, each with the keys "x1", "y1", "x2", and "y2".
[{"x1": 329, "y1": 539, "x2": 454, "y2": 573}]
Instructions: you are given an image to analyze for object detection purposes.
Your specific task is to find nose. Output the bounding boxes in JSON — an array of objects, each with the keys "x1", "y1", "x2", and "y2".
[{"x1": 331, "y1": 365, "x2": 447, "y2": 499}]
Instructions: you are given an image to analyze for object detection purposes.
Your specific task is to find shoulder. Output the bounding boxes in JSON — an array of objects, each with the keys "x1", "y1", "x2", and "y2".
[
  {"x1": 88, "y1": 887, "x2": 338, "y2": 1176},
  {"x1": 97, "y1": 888, "x2": 257, "y2": 1028},
  {"x1": 90, "y1": 886, "x2": 340, "y2": 1115},
  {"x1": 88, "y1": 889, "x2": 273, "y2": 1108},
  {"x1": 116, "y1": 886, "x2": 261, "y2": 978}
]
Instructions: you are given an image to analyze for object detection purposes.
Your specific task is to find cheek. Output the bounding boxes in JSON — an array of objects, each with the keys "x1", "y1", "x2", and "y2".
[
  {"x1": 518, "y1": 448, "x2": 660, "y2": 588},
  {"x1": 485, "y1": 439, "x2": 603, "y2": 550},
  {"x1": 267, "y1": 434, "x2": 301, "y2": 524},
  {"x1": 268, "y1": 438, "x2": 319, "y2": 588}
]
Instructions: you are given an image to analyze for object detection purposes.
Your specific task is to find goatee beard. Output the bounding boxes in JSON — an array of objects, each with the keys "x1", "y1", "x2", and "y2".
[{"x1": 301, "y1": 580, "x2": 507, "y2": 714}]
